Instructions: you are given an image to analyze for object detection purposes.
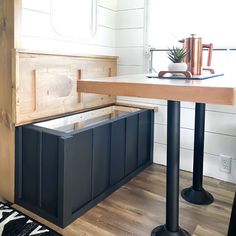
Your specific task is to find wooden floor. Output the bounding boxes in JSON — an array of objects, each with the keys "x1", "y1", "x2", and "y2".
[{"x1": 14, "y1": 164, "x2": 235, "y2": 236}]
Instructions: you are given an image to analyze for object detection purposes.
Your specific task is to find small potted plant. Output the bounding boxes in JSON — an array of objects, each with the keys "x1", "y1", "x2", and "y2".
[{"x1": 167, "y1": 47, "x2": 188, "y2": 73}]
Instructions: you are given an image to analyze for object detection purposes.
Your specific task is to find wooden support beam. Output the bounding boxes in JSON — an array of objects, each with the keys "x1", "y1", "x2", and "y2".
[{"x1": 0, "y1": 0, "x2": 21, "y2": 202}]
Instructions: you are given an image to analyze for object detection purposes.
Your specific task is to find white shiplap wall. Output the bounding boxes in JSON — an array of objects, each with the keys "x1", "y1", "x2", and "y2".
[
  {"x1": 116, "y1": 0, "x2": 146, "y2": 75},
  {"x1": 116, "y1": 0, "x2": 236, "y2": 184},
  {"x1": 21, "y1": 0, "x2": 117, "y2": 55}
]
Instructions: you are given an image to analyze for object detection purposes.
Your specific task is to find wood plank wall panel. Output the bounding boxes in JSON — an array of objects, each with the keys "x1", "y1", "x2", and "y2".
[
  {"x1": 117, "y1": 0, "x2": 144, "y2": 10},
  {"x1": 116, "y1": 0, "x2": 146, "y2": 75},
  {"x1": 155, "y1": 104, "x2": 236, "y2": 136},
  {"x1": 155, "y1": 124, "x2": 236, "y2": 158},
  {"x1": 21, "y1": 0, "x2": 116, "y2": 55},
  {"x1": 14, "y1": 51, "x2": 117, "y2": 125},
  {"x1": 0, "y1": 0, "x2": 21, "y2": 202},
  {"x1": 155, "y1": 143, "x2": 236, "y2": 184}
]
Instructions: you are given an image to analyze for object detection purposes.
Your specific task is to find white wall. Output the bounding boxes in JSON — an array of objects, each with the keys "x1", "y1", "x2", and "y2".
[
  {"x1": 116, "y1": 0, "x2": 236, "y2": 184},
  {"x1": 21, "y1": 0, "x2": 117, "y2": 55},
  {"x1": 116, "y1": 0, "x2": 146, "y2": 75}
]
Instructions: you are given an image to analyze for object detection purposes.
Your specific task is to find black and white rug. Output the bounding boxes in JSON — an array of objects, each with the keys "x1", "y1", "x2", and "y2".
[{"x1": 0, "y1": 202, "x2": 61, "y2": 236}]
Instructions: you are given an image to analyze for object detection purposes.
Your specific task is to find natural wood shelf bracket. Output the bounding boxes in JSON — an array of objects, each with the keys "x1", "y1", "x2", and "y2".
[
  {"x1": 33, "y1": 70, "x2": 37, "y2": 111},
  {"x1": 77, "y1": 69, "x2": 82, "y2": 103}
]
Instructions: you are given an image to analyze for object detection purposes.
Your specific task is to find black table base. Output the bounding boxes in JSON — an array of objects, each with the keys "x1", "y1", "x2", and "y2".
[
  {"x1": 228, "y1": 191, "x2": 236, "y2": 236},
  {"x1": 181, "y1": 186, "x2": 213, "y2": 205},
  {"x1": 181, "y1": 103, "x2": 214, "y2": 205},
  {"x1": 151, "y1": 225, "x2": 190, "y2": 236},
  {"x1": 151, "y1": 101, "x2": 190, "y2": 236}
]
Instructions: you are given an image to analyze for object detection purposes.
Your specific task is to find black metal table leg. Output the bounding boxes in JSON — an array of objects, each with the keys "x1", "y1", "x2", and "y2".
[
  {"x1": 151, "y1": 101, "x2": 190, "y2": 236},
  {"x1": 181, "y1": 103, "x2": 214, "y2": 205},
  {"x1": 228, "y1": 191, "x2": 236, "y2": 236}
]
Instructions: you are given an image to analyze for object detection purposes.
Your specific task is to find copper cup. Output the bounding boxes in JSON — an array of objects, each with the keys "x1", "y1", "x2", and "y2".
[{"x1": 180, "y1": 34, "x2": 213, "y2": 75}]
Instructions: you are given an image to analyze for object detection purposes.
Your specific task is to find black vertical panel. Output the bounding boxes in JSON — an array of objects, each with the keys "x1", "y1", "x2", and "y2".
[
  {"x1": 110, "y1": 119, "x2": 126, "y2": 186},
  {"x1": 67, "y1": 130, "x2": 93, "y2": 213},
  {"x1": 21, "y1": 127, "x2": 40, "y2": 206},
  {"x1": 58, "y1": 137, "x2": 73, "y2": 227},
  {"x1": 125, "y1": 115, "x2": 138, "y2": 175},
  {"x1": 149, "y1": 110, "x2": 154, "y2": 163},
  {"x1": 138, "y1": 110, "x2": 151, "y2": 166},
  {"x1": 15, "y1": 107, "x2": 154, "y2": 228},
  {"x1": 92, "y1": 124, "x2": 110, "y2": 198},
  {"x1": 41, "y1": 132, "x2": 58, "y2": 217},
  {"x1": 15, "y1": 127, "x2": 22, "y2": 200},
  {"x1": 57, "y1": 137, "x2": 66, "y2": 226}
]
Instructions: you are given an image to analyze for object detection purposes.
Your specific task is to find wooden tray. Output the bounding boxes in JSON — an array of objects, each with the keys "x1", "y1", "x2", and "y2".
[{"x1": 147, "y1": 72, "x2": 224, "y2": 80}]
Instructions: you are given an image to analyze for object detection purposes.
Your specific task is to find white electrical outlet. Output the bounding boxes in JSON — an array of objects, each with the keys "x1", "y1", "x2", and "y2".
[{"x1": 219, "y1": 155, "x2": 232, "y2": 173}]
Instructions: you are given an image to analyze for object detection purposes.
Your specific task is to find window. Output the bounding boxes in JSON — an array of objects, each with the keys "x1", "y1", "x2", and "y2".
[
  {"x1": 51, "y1": 0, "x2": 97, "y2": 40},
  {"x1": 147, "y1": 0, "x2": 236, "y2": 73}
]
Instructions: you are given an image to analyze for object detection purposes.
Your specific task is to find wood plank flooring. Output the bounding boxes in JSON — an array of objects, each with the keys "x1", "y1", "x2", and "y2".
[{"x1": 14, "y1": 164, "x2": 235, "y2": 236}]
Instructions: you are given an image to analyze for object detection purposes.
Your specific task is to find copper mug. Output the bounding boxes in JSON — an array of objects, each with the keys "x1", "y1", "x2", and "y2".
[{"x1": 179, "y1": 34, "x2": 213, "y2": 75}]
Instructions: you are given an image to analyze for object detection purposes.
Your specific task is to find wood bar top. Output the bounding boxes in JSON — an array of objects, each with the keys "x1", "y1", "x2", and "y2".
[{"x1": 77, "y1": 74, "x2": 236, "y2": 105}]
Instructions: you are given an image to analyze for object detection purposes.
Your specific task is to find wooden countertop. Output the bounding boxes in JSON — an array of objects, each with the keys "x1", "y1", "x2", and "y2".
[{"x1": 77, "y1": 74, "x2": 236, "y2": 105}]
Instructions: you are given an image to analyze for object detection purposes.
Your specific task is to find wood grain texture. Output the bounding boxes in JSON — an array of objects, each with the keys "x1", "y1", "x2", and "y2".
[
  {"x1": 116, "y1": 101, "x2": 159, "y2": 112},
  {"x1": 77, "y1": 74, "x2": 236, "y2": 105},
  {"x1": 14, "y1": 51, "x2": 117, "y2": 125},
  {"x1": 15, "y1": 48, "x2": 118, "y2": 60},
  {"x1": 0, "y1": 0, "x2": 21, "y2": 202},
  {"x1": 34, "y1": 105, "x2": 140, "y2": 130},
  {"x1": 13, "y1": 164, "x2": 235, "y2": 236}
]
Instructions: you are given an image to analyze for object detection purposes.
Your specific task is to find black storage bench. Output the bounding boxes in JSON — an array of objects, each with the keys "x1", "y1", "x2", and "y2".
[{"x1": 15, "y1": 105, "x2": 154, "y2": 227}]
